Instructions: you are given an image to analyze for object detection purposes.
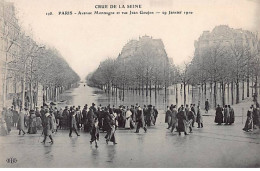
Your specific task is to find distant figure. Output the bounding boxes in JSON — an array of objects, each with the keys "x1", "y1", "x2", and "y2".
[
  {"x1": 191, "y1": 104, "x2": 196, "y2": 127},
  {"x1": 153, "y1": 106, "x2": 158, "y2": 125},
  {"x1": 84, "y1": 84, "x2": 86, "y2": 87},
  {"x1": 165, "y1": 106, "x2": 172, "y2": 129},
  {"x1": 205, "y1": 99, "x2": 209, "y2": 113},
  {"x1": 196, "y1": 106, "x2": 203, "y2": 128},
  {"x1": 223, "y1": 105, "x2": 230, "y2": 125},
  {"x1": 228, "y1": 105, "x2": 235, "y2": 125}
]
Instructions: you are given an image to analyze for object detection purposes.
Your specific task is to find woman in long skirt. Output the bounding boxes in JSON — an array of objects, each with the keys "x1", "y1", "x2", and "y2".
[
  {"x1": 243, "y1": 109, "x2": 253, "y2": 132},
  {"x1": 125, "y1": 109, "x2": 132, "y2": 129}
]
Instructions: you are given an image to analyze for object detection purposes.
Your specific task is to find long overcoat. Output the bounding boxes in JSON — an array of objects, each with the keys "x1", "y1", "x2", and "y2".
[
  {"x1": 176, "y1": 110, "x2": 187, "y2": 132},
  {"x1": 43, "y1": 114, "x2": 53, "y2": 136},
  {"x1": 215, "y1": 107, "x2": 223, "y2": 123},
  {"x1": 17, "y1": 111, "x2": 25, "y2": 130}
]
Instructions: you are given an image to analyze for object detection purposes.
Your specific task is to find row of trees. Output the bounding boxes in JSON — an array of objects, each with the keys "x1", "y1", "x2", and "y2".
[
  {"x1": 87, "y1": 27, "x2": 260, "y2": 107},
  {"x1": 184, "y1": 26, "x2": 260, "y2": 107},
  {"x1": 86, "y1": 36, "x2": 181, "y2": 100},
  {"x1": 1, "y1": 1, "x2": 80, "y2": 110}
]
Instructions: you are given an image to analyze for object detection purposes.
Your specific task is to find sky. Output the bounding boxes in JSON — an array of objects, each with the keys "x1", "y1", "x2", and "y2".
[{"x1": 10, "y1": 0, "x2": 260, "y2": 80}]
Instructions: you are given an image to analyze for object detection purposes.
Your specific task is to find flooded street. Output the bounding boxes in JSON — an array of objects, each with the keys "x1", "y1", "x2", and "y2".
[{"x1": 0, "y1": 84, "x2": 260, "y2": 167}]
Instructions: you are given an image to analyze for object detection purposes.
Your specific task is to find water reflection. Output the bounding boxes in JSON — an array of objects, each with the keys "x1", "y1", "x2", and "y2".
[{"x1": 106, "y1": 145, "x2": 116, "y2": 163}]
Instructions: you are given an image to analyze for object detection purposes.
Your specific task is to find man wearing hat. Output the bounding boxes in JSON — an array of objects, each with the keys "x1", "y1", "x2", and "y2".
[
  {"x1": 135, "y1": 107, "x2": 147, "y2": 133},
  {"x1": 69, "y1": 109, "x2": 80, "y2": 137},
  {"x1": 82, "y1": 105, "x2": 88, "y2": 132},
  {"x1": 42, "y1": 109, "x2": 54, "y2": 144},
  {"x1": 76, "y1": 106, "x2": 82, "y2": 129},
  {"x1": 28, "y1": 109, "x2": 37, "y2": 134},
  {"x1": 24, "y1": 108, "x2": 29, "y2": 128}
]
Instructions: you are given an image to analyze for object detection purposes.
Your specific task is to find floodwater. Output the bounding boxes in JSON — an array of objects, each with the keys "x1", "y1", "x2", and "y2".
[
  {"x1": 57, "y1": 83, "x2": 257, "y2": 110},
  {"x1": 0, "y1": 83, "x2": 259, "y2": 168}
]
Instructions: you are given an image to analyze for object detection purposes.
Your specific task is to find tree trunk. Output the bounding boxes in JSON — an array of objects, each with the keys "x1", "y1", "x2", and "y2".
[
  {"x1": 184, "y1": 82, "x2": 186, "y2": 106},
  {"x1": 222, "y1": 81, "x2": 225, "y2": 106},
  {"x1": 214, "y1": 81, "x2": 217, "y2": 108},
  {"x1": 150, "y1": 80, "x2": 152, "y2": 97},
  {"x1": 204, "y1": 82, "x2": 207, "y2": 96},
  {"x1": 236, "y1": 80, "x2": 239, "y2": 104},
  {"x1": 247, "y1": 69, "x2": 250, "y2": 97},
  {"x1": 255, "y1": 75, "x2": 258, "y2": 95},
  {"x1": 176, "y1": 84, "x2": 178, "y2": 105},
  {"x1": 242, "y1": 79, "x2": 245, "y2": 100},
  {"x1": 231, "y1": 82, "x2": 234, "y2": 105}
]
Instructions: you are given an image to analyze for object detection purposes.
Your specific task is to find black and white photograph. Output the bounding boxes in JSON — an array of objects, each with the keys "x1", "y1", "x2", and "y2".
[{"x1": 0, "y1": 0, "x2": 260, "y2": 168}]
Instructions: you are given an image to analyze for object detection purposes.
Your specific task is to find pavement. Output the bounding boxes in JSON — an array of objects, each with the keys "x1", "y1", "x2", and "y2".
[{"x1": 0, "y1": 109, "x2": 260, "y2": 168}]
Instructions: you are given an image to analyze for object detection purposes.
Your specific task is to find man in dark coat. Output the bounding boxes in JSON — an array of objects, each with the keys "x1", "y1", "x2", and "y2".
[
  {"x1": 170, "y1": 105, "x2": 178, "y2": 133},
  {"x1": 12, "y1": 108, "x2": 19, "y2": 127},
  {"x1": 153, "y1": 106, "x2": 158, "y2": 125},
  {"x1": 69, "y1": 109, "x2": 80, "y2": 137},
  {"x1": 82, "y1": 105, "x2": 88, "y2": 132},
  {"x1": 186, "y1": 108, "x2": 195, "y2": 133},
  {"x1": 196, "y1": 106, "x2": 203, "y2": 128},
  {"x1": 86, "y1": 108, "x2": 95, "y2": 132},
  {"x1": 205, "y1": 99, "x2": 209, "y2": 113},
  {"x1": 176, "y1": 107, "x2": 188, "y2": 135},
  {"x1": 42, "y1": 109, "x2": 54, "y2": 144},
  {"x1": 215, "y1": 104, "x2": 223, "y2": 125},
  {"x1": 28, "y1": 110, "x2": 37, "y2": 134},
  {"x1": 130, "y1": 105, "x2": 136, "y2": 124},
  {"x1": 135, "y1": 107, "x2": 147, "y2": 133},
  {"x1": 146, "y1": 105, "x2": 153, "y2": 126},
  {"x1": 103, "y1": 108, "x2": 112, "y2": 132},
  {"x1": 191, "y1": 104, "x2": 196, "y2": 127},
  {"x1": 62, "y1": 106, "x2": 69, "y2": 129}
]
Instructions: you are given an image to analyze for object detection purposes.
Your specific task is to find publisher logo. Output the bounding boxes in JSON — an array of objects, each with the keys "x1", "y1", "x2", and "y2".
[{"x1": 6, "y1": 157, "x2": 17, "y2": 164}]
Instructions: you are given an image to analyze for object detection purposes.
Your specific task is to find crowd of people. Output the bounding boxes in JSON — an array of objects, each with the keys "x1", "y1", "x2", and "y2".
[
  {"x1": 165, "y1": 103, "x2": 203, "y2": 136},
  {"x1": 0, "y1": 99, "x2": 259, "y2": 147},
  {"x1": 0, "y1": 103, "x2": 159, "y2": 147}
]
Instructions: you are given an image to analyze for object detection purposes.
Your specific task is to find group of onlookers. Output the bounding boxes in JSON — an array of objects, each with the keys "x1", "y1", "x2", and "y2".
[
  {"x1": 214, "y1": 104, "x2": 235, "y2": 125},
  {"x1": 165, "y1": 103, "x2": 203, "y2": 135}
]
